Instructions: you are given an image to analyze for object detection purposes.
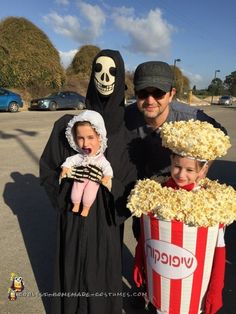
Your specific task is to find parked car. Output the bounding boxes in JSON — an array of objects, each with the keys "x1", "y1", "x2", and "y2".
[
  {"x1": 29, "y1": 91, "x2": 86, "y2": 111},
  {"x1": 218, "y1": 95, "x2": 233, "y2": 106},
  {"x1": 0, "y1": 88, "x2": 24, "y2": 112}
]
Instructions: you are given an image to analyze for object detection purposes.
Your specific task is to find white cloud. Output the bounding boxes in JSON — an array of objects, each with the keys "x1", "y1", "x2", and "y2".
[
  {"x1": 43, "y1": 2, "x2": 105, "y2": 44},
  {"x1": 77, "y1": 1, "x2": 106, "y2": 38},
  {"x1": 113, "y1": 8, "x2": 175, "y2": 56},
  {"x1": 44, "y1": 4, "x2": 175, "y2": 61},
  {"x1": 59, "y1": 49, "x2": 78, "y2": 68},
  {"x1": 182, "y1": 69, "x2": 204, "y2": 88},
  {"x1": 43, "y1": 12, "x2": 81, "y2": 38},
  {"x1": 112, "y1": 6, "x2": 135, "y2": 17}
]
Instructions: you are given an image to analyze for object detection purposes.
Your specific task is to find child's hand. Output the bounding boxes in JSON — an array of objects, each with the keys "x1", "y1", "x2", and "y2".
[
  {"x1": 133, "y1": 264, "x2": 144, "y2": 288},
  {"x1": 101, "y1": 176, "x2": 112, "y2": 191},
  {"x1": 59, "y1": 167, "x2": 84, "y2": 184},
  {"x1": 133, "y1": 239, "x2": 145, "y2": 288},
  {"x1": 205, "y1": 293, "x2": 223, "y2": 314},
  {"x1": 205, "y1": 246, "x2": 225, "y2": 314},
  {"x1": 59, "y1": 167, "x2": 71, "y2": 184}
]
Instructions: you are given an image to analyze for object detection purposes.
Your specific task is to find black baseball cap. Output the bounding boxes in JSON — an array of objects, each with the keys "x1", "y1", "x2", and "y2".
[{"x1": 133, "y1": 61, "x2": 174, "y2": 92}]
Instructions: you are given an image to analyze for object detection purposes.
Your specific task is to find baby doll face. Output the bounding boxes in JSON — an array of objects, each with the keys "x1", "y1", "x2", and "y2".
[
  {"x1": 170, "y1": 155, "x2": 206, "y2": 187},
  {"x1": 75, "y1": 124, "x2": 101, "y2": 156}
]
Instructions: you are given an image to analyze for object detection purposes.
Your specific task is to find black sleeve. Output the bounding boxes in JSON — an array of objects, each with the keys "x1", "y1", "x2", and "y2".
[
  {"x1": 196, "y1": 110, "x2": 227, "y2": 135},
  {"x1": 39, "y1": 115, "x2": 75, "y2": 211},
  {"x1": 105, "y1": 128, "x2": 138, "y2": 225},
  {"x1": 132, "y1": 216, "x2": 141, "y2": 242}
]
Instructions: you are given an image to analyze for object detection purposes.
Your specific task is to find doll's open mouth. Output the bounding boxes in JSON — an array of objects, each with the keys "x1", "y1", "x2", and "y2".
[{"x1": 83, "y1": 148, "x2": 91, "y2": 154}]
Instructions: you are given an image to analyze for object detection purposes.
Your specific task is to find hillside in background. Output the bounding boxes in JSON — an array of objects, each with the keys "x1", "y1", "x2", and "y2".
[
  {"x1": 0, "y1": 17, "x2": 195, "y2": 108},
  {"x1": 0, "y1": 17, "x2": 65, "y2": 101}
]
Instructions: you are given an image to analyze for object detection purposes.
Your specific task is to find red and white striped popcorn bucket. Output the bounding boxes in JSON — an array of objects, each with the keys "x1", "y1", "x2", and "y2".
[{"x1": 141, "y1": 214, "x2": 220, "y2": 314}]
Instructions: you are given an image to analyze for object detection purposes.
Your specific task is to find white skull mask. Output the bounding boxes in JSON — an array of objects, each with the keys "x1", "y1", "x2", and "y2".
[{"x1": 94, "y1": 56, "x2": 116, "y2": 96}]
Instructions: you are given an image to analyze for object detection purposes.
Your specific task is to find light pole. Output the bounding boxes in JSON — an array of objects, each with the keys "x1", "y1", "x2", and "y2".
[
  {"x1": 211, "y1": 69, "x2": 220, "y2": 105},
  {"x1": 174, "y1": 58, "x2": 181, "y2": 69},
  {"x1": 173, "y1": 58, "x2": 181, "y2": 96}
]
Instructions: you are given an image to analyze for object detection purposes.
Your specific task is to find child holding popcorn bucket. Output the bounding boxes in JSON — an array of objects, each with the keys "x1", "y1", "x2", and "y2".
[{"x1": 127, "y1": 120, "x2": 236, "y2": 314}]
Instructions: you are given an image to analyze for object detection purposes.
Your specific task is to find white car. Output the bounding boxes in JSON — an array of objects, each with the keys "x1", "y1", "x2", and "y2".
[{"x1": 218, "y1": 95, "x2": 233, "y2": 105}]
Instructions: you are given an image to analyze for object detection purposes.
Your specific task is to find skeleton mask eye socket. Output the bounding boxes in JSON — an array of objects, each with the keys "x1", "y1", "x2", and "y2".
[
  {"x1": 109, "y1": 67, "x2": 116, "y2": 77},
  {"x1": 95, "y1": 63, "x2": 102, "y2": 73}
]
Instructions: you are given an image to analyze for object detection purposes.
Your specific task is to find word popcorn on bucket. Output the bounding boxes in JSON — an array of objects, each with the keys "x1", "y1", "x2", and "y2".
[{"x1": 127, "y1": 120, "x2": 236, "y2": 314}]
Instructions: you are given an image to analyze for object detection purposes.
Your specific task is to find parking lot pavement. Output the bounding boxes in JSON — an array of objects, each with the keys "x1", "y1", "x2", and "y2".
[{"x1": 0, "y1": 107, "x2": 236, "y2": 313}]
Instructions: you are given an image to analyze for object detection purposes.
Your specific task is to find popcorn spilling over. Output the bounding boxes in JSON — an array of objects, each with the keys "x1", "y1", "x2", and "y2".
[
  {"x1": 160, "y1": 120, "x2": 231, "y2": 160},
  {"x1": 127, "y1": 177, "x2": 236, "y2": 227}
]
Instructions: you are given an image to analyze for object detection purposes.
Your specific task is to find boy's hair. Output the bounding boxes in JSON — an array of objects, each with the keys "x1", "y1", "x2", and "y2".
[{"x1": 171, "y1": 153, "x2": 207, "y2": 172}]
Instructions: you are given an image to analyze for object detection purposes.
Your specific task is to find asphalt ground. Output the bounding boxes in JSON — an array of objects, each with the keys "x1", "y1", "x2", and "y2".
[{"x1": 0, "y1": 104, "x2": 236, "y2": 314}]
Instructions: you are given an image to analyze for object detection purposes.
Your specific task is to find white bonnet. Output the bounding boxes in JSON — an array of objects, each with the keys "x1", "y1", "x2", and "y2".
[{"x1": 65, "y1": 110, "x2": 108, "y2": 153}]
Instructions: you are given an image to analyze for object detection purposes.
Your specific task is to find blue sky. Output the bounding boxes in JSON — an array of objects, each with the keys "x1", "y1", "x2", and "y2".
[{"x1": 1, "y1": 0, "x2": 235, "y2": 89}]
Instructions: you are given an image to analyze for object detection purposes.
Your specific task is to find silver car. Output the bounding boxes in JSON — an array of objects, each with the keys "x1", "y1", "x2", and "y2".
[
  {"x1": 29, "y1": 91, "x2": 86, "y2": 111},
  {"x1": 218, "y1": 95, "x2": 233, "y2": 105}
]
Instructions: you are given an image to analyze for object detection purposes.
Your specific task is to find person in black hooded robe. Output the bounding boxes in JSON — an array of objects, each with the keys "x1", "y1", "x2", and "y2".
[
  {"x1": 86, "y1": 49, "x2": 135, "y2": 244},
  {"x1": 39, "y1": 49, "x2": 137, "y2": 314}
]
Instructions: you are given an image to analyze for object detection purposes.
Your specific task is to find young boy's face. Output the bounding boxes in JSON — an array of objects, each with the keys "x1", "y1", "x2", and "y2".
[
  {"x1": 170, "y1": 155, "x2": 205, "y2": 187},
  {"x1": 75, "y1": 124, "x2": 100, "y2": 156}
]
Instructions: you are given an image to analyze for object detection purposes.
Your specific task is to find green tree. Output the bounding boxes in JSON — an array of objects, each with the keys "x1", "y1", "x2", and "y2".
[
  {"x1": 0, "y1": 17, "x2": 65, "y2": 93},
  {"x1": 171, "y1": 66, "x2": 190, "y2": 99},
  {"x1": 125, "y1": 70, "x2": 134, "y2": 99},
  {"x1": 194, "y1": 89, "x2": 210, "y2": 98},
  {"x1": 224, "y1": 71, "x2": 236, "y2": 96},
  {"x1": 69, "y1": 45, "x2": 100, "y2": 78},
  {"x1": 208, "y1": 78, "x2": 224, "y2": 96}
]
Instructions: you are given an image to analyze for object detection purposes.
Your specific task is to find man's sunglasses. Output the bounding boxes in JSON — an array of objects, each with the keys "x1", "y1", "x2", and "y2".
[{"x1": 136, "y1": 89, "x2": 168, "y2": 99}]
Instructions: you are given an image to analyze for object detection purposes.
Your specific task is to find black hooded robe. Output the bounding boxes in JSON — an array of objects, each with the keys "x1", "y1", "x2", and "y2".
[{"x1": 39, "y1": 49, "x2": 137, "y2": 314}]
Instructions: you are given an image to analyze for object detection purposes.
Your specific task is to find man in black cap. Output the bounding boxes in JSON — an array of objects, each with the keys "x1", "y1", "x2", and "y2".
[
  {"x1": 126, "y1": 60, "x2": 226, "y2": 181},
  {"x1": 125, "y1": 61, "x2": 227, "y2": 312}
]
